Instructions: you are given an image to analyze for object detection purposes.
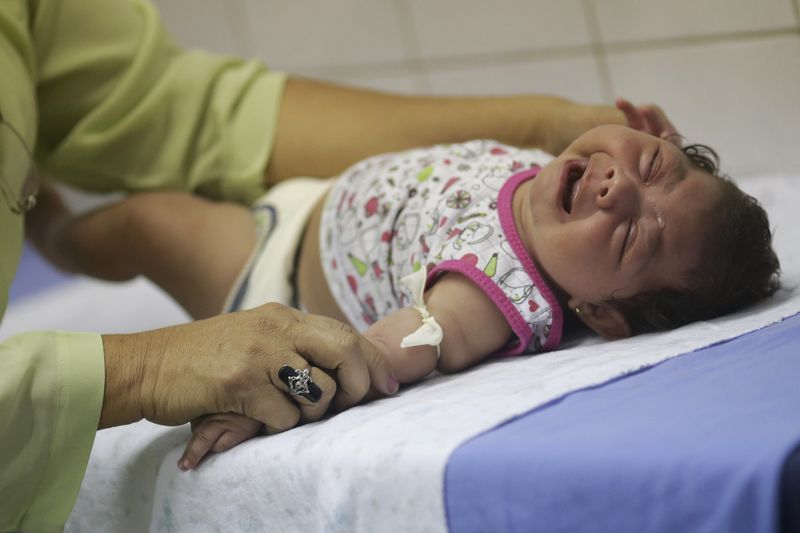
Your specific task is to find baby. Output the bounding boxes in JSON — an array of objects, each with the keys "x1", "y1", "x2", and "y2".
[{"x1": 33, "y1": 115, "x2": 780, "y2": 469}]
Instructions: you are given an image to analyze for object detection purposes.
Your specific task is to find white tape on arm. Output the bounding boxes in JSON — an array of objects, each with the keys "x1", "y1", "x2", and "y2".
[{"x1": 399, "y1": 267, "x2": 443, "y2": 358}]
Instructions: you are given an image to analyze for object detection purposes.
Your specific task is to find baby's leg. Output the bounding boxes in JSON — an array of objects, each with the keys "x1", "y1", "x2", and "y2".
[{"x1": 51, "y1": 192, "x2": 257, "y2": 319}]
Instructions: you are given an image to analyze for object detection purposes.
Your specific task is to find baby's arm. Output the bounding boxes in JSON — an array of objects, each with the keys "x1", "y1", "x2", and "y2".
[{"x1": 364, "y1": 272, "x2": 513, "y2": 383}]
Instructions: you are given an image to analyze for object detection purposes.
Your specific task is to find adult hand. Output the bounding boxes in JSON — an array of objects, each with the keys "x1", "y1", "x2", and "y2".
[
  {"x1": 537, "y1": 100, "x2": 628, "y2": 155},
  {"x1": 99, "y1": 303, "x2": 399, "y2": 430},
  {"x1": 615, "y1": 98, "x2": 682, "y2": 146}
]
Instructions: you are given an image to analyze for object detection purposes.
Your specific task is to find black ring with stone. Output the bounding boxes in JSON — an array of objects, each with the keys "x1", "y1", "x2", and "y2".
[{"x1": 278, "y1": 365, "x2": 322, "y2": 403}]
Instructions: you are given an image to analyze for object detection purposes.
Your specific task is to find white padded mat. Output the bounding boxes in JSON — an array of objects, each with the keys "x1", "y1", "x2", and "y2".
[{"x1": 2, "y1": 175, "x2": 798, "y2": 533}]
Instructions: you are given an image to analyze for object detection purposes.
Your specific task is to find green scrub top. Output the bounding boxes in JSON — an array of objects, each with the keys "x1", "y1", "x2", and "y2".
[{"x1": 0, "y1": 0, "x2": 285, "y2": 530}]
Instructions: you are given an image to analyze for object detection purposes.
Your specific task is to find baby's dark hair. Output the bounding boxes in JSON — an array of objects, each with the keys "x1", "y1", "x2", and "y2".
[{"x1": 607, "y1": 144, "x2": 781, "y2": 333}]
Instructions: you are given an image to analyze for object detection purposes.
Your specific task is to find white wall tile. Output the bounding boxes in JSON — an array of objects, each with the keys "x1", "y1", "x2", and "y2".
[
  {"x1": 238, "y1": 0, "x2": 411, "y2": 70},
  {"x1": 594, "y1": 0, "x2": 795, "y2": 44},
  {"x1": 606, "y1": 35, "x2": 800, "y2": 176},
  {"x1": 426, "y1": 54, "x2": 606, "y2": 104},
  {"x1": 407, "y1": 0, "x2": 592, "y2": 59},
  {"x1": 150, "y1": 0, "x2": 245, "y2": 55}
]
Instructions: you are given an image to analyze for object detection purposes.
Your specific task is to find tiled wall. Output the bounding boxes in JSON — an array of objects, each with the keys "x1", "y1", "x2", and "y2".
[{"x1": 152, "y1": 0, "x2": 800, "y2": 178}]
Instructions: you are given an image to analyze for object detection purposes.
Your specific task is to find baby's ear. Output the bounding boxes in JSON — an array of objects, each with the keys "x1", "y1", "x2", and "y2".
[{"x1": 568, "y1": 298, "x2": 632, "y2": 340}]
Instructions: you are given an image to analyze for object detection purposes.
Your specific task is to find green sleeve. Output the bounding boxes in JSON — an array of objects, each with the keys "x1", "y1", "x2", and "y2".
[
  {"x1": 34, "y1": 0, "x2": 286, "y2": 204},
  {"x1": 0, "y1": 331, "x2": 105, "y2": 532}
]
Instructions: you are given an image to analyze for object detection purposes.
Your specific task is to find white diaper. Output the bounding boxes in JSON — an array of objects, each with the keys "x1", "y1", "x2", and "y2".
[{"x1": 222, "y1": 177, "x2": 333, "y2": 313}]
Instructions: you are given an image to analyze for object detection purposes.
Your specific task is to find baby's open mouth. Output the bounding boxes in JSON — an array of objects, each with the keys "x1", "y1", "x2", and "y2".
[{"x1": 562, "y1": 160, "x2": 587, "y2": 214}]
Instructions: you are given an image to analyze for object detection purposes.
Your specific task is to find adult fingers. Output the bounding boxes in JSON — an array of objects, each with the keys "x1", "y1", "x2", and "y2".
[
  {"x1": 641, "y1": 105, "x2": 669, "y2": 134},
  {"x1": 270, "y1": 352, "x2": 337, "y2": 421},
  {"x1": 641, "y1": 105, "x2": 682, "y2": 146},
  {"x1": 330, "y1": 335, "x2": 398, "y2": 412},
  {"x1": 290, "y1": 308, "x2": 399, "y2": 391},
  {"x1": 615, "y1": 98, "x2": 645, "y2": 131},
  {"x1": 616, "y1": 99, "x2": 683, "y2": 147},
  {"x1": 298, "y1": 367, "x2": 337, "y2": 422},
  {"x1": 291, "y1": 318, "x2": 398, "y2": 409},
  {"x1": 247, "y1": 305, "x2": 398, "y2": 404},
  {"x1": 243, "y1": 380, "x2": 302, "y2": 433}
]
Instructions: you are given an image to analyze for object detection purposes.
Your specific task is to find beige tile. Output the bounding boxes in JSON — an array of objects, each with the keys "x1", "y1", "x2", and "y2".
[
  {"x1": 426, "y1": 54, "x2": 607, "y2": 104},
  {"x1": 239, "y1": 0, "x2": 411, "y2": 70},
  {"x1": 150, "y1": 0, "x2": 245, "y2": 55},
  {"x1": 594, "y1": 0, "x2": 796, "y2": 44},
  {"x1": 606, "y1": 35, "x2": 800, "y2": 176},
  {"x1": 407, "y1": 0, "x2": 592, "y2": 59}
]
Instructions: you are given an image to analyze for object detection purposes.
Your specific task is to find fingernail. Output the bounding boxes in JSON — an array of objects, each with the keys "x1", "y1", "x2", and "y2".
[
  {"x1": 387, "y1": 375, "x2": 399, "y2": 394},
  {"x1": 178, "y1": 459, "x2": 189, "y2": 471},
  {"x1": 278, "y1": 365, "x2": 322, "y2": 403}
]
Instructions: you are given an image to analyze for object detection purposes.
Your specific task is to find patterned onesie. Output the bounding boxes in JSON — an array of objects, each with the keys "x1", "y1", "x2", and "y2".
[{"x1": 319, "y1": 140, "x2": 565, "y2": 355}]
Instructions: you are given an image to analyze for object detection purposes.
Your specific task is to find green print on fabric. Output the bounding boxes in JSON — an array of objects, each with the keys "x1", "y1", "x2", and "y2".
[
  {"x1": 483, "y1": 253, "x2": 498, "y2": 278},
  {"x1": 348, "y1": 253, "x2": 369, "y2": 276},
  {"x1": 416, "y1": 166, "x2": 433, "y2": 182}
]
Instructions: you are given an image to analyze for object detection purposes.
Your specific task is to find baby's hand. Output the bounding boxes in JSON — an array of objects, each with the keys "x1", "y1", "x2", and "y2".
[
  {"x1": 615, "y1": 98, "x2": 682, "y2": 146},
  {"x1": 178, "y1": 413, "x2": 263, "y2": 470}
]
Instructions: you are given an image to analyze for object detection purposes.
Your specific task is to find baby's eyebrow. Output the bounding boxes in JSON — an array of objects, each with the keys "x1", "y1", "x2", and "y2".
[{"x1": 664, "y1": 148, "x2": 689, "y2": 194}]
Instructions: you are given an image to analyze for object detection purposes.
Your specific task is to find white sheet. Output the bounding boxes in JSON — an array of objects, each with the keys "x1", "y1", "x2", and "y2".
[{"x1": 3, "y1": 175, "x2": 798, "y2": 533}]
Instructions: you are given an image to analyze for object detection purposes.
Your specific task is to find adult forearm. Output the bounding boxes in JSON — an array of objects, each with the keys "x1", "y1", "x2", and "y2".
[{"x1": 264, "y1": 77, "x2": 624, "y2": 185}]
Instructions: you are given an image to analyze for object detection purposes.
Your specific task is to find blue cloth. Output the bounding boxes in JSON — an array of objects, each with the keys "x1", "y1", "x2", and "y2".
[
  {"x1": 445, "y1": 312, "x2": 800, "y2": 533},
  {"x1": 8, "y1": 243, "x2": 72, "y2": 302}
]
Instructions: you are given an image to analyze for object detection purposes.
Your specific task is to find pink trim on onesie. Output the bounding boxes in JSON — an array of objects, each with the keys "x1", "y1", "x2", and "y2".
[
  {"x1": 498, "y1": 170, "x2": 564, "y2": 350},
  {"x1": 428, "y1": 167, "x2": 564, "y2": 355},
  {"x1": 428, "y1": 259, "x2": 533, "y2": 356}
]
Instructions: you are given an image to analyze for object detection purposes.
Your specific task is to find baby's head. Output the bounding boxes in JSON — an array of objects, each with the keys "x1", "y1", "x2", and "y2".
[{"x1": 515, "y1": 125, "x2": 780, "y2": 339}]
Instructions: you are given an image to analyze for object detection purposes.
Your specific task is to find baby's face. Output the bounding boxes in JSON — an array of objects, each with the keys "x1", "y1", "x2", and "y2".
[{"x1": 514, "y1": 125, "x2": 722, "y2": 310}]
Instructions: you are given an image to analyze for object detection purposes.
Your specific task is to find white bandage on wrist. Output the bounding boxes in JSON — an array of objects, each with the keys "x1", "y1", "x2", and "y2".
[{"x1": 399, "y1": 267, "x2": 443, "y2": 358}]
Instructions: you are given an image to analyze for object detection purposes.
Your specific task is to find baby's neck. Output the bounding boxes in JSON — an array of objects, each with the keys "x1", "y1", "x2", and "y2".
[{"x1": 510, "y1": 179, "x2": 568, "y2": 308}]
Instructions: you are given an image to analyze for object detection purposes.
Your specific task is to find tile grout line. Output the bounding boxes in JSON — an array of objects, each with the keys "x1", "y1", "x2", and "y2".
[
  {"x1": 296, "y1": 44, "x2": 597, "y2": 79},
  {"x1": 603, "y1": 26, "x2": 798, "y2": 54},
  {"x1": 581, "y1": 0, "x2": 614, "y2": 103},
  {"x1": 392, "y1": 0, "x2": 431, "y2": 93},
  {"x1": 296, "y1": 27, "x2": 799, "y2": 81}
]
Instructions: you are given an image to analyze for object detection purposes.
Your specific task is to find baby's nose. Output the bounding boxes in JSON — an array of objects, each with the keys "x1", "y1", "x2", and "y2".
[{"x1": 595, "y1": 167, "x2": 638, "y2": 213}]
